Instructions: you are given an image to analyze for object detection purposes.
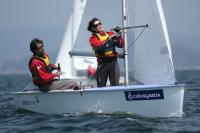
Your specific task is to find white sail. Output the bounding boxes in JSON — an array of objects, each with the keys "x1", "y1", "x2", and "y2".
[
  {"x1": 127, "y1": 0, "x2": 176, "y2": 84},
  {"x1": 55, "y1": 0, "x2": 87, "y2": 79}
]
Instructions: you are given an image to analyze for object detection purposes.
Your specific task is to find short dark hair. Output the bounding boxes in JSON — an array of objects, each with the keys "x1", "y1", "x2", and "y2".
[
  {"x1": 30, "y1": 38, "x2": 43, "y2": 53},
  {"x1": 87, "y1": 17, "x2": 101, "y2": 32}
]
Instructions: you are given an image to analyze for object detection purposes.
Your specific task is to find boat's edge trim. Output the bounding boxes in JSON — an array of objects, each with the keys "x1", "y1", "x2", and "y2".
[{"x1": 11, "y1": 84, "x2": 185, "y2": 95}]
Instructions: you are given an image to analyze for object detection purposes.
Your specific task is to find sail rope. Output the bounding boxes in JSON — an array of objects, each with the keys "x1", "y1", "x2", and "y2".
[{"x1": 121, "y1": 25, "x2": 148, "y2": 56}]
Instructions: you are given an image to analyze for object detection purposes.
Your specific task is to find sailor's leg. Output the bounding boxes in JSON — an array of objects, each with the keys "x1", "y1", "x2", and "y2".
[
  {"x1": 39, "y1": 79, "x2": 79, "y2": 91},
  {"x1": 109, "y1": 61, "x2": 120, "y2": 86},
  {"x1": 96, "y1": 63, "x2": 108, "y2": 87}
]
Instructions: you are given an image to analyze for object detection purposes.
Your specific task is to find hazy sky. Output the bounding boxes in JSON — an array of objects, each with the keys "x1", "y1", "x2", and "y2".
[
  {"x1": 0, "y1": 0, "x2": 73, "y2": 61},
  {"x1": 0, "y1": 0, "x2": 200, "y2": 62},
  {"x1": 163, "y1": 0, "x2": 200, "y2": 37}
]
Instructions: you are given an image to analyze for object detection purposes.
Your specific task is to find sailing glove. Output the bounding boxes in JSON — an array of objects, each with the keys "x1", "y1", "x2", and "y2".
[
  {"x1": 53, "y1": 71, "x2": 61, "y2": 79},
  {"x1": 113, "y1": 26, "x2": 120, "y2": 33}
]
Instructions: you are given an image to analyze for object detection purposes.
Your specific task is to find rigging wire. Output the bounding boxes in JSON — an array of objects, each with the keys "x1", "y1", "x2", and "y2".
[
  {"x1": 127, "y1": 26, "x2": 148, "y2": 49},
  {"x1": 120, "y1": 25, "x2": 148, "y2": 56}
]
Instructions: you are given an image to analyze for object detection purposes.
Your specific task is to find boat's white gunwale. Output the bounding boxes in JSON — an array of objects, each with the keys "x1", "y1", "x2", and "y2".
[{"x1": 11, "y1": 84, "x2": 185, "y2": 95}]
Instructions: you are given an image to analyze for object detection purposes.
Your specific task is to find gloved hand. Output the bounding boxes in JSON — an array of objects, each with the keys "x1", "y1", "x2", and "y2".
[
  {"x1": 47, "y1": 64, "x2": 61, "y2": 72},
  {"x1": 111, "y1": 32, "x2": 121, "y2": 44},
  {"x1": 113, "y1": 27, "x2": 122, "y2": 38},
  {"x1": 46, "y1": 64, "x2": 55, "y2": 72},
  {"x1": 53, "y1": 71, "x2": 61, "y2": 78},
  {"x1": 113, "y1": 26, "x2": 121, "y2": 33}
]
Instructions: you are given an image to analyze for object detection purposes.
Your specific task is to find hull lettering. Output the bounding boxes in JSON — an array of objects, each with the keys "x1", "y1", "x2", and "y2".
[{"x1": 124, "y1": 89, "x2": 164, "y2": 101}]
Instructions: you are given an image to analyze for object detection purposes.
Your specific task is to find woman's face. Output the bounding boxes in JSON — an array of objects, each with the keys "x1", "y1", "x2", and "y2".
[{"x1": 92, "y1": 20, "x2": 104, "y2": 33}]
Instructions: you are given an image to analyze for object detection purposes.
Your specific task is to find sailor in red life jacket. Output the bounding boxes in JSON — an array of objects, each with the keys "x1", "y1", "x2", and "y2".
[
  {"x1": 29, "y1": 38, "x2": 79, "y2": 92},
  {"x1": 87, "y1": 17, "x2": 124, "y2": 87}
]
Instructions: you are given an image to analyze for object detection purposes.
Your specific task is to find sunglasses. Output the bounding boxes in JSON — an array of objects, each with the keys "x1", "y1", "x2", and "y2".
[
  {"x1": 92, "y1": 22, "x2": 102, "y2": 28},
  {"x1": 37, "y1": 44, "x2": 44, "y2": 50}
]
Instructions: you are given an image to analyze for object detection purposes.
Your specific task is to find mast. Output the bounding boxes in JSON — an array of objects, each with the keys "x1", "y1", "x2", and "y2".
[{"x1": 122, "y1": 0, "x2": 129, "y2": 85}]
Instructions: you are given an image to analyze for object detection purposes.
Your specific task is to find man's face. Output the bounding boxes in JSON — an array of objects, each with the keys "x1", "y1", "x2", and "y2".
[{"x1": 35, "y1": 43, "x2": 44, "y2": 57}]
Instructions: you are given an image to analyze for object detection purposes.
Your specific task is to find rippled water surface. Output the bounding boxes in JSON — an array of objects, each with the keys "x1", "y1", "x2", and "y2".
[{"x1": 0, "y1": 70, "x2": 200, "y2": 133}]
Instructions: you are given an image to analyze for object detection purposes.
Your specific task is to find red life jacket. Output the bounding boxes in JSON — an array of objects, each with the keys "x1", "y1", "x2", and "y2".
[{"x1": 28, "y1": 54, "x2": 54, "y2": 85}]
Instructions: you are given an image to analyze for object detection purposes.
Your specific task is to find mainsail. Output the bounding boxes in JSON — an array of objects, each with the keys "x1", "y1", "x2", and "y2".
[{"x1": 128, "y1": 0, "x2": 176, "y2": 84}]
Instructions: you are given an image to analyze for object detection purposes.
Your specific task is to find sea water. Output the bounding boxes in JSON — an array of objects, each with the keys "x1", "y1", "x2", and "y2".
[{"x1": 0, "y1": 70, "x2": 200, "y2": 133}]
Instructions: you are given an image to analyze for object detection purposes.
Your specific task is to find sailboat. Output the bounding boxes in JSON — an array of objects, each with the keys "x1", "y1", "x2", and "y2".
[{"x1": 12, "y1": 0, "x2": 185, "y2": 117}]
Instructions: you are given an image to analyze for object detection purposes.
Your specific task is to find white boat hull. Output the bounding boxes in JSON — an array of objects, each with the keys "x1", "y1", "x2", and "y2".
[{"x1": 12, "y1": 84, "x2": 184, "y2": 117}]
